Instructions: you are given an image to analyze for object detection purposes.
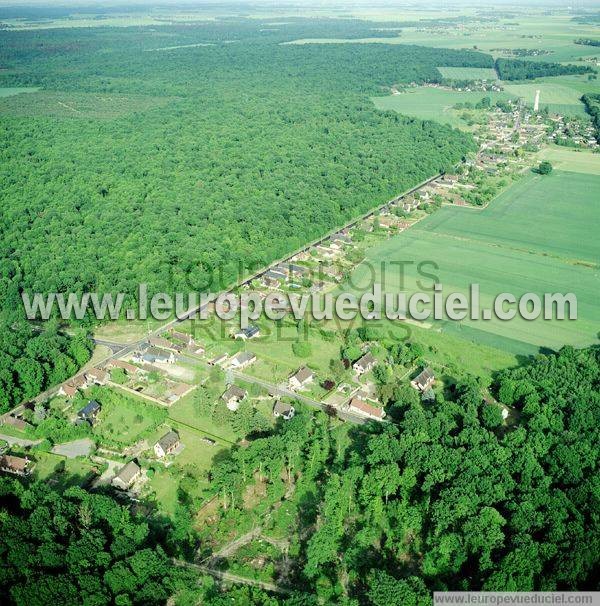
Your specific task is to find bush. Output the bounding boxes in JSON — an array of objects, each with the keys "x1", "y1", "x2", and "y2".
[{"x1": 292, "y1": 341, "x2": 312, "y2": 358}]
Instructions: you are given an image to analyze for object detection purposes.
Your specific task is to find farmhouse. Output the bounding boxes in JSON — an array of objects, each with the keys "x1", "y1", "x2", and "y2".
[
  {"x1": 209, "y1": 353, "x2": 229, "y2": 366},
  {"x1": 77, "y1": 400, "x2": 101, "y2": 426},
  {"x1": 85, "y1": 368, "x2": 108, "y2": 386},
  {"x1": 112, "y1": 461, "x2": 141, "y2": 490},
  {"x1": 344, "y1": 397, "x2": 386, "y2": 420},
  {"x1": 149, "y1": 336, "x2": 183, "y2": 352},
  {"x1": 170, "y1": 330, "x2": 195, "y2": 347},
  {"x1": 233, "y1": 325, "x2": 260, "y2": 340},
  {"x1": 221, "y1": 385, "x2": 247, "y2": 411},
  {"x1": 0, "y1": 455, "x2": 34, "y2": 477},
  {"x1": 106, "y1": 359, "x2": 141, "y2": 375},
  {"x1": 411, "y1": 368, "x2": 435, "y2": 391},
  {"x1": 58, "y1": 382, "x2": 79, "y2": 398},
  {"x1": 135, "y1": 346, "x2": 176, "y2": 365},
  {"x1": 353, "y1": 353, "x2": 376, "y2": 375},
  {"x1": 289, "y1": 367, "x2": 315, "y2": 390},
  {"x1": 154, "y1": 430, "x2": 180, "y2": 458},
  {"x1": 229, "y1": 351, "x2": 257, "y2": 369},
  {"x1": 273, "y1": 400, "x2": 295, "y2": 420}
]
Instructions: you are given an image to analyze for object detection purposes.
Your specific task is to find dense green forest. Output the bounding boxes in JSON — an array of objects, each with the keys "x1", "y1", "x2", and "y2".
[
  {"x1": 0, "y1": 320, "x2": 92, "y2": 414},
  {"x1": 0, "y1": 478, "x2": 199, "y2": 605},
  {"x1": 206, "y1": 345, "x2": 600, "y2": 602},
  {"x1": 495, "y1": 58, "x2": 594, "y2": 80},
  {"x1": 0, "y1": 20, "x2": 489, "y2": 320},
  {"x1": 3, "y1": 345, "x2": 597, "y2": 604}
]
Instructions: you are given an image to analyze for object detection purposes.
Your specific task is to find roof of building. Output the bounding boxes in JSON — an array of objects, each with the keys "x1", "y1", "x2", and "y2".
[
  {"x1": 231, "y1": 351, "x2": 256, "y2": 365},
  {"x1": 78, "y1": 400, "x2": 101, "y2": 417},
  {"x1": 241, "y1": 325, "x2": 260, "y2": 337},
  {"x1": 109, "y1": 359, "x2": 139, "y2": 374},
  {"x1": 413, "y1": 367, "x2": 435, "y2": 385},
  {"x1": 354, "y1": 352, "x2": 376, "y2": 369},
  {"x1": 143, "y1": 346, "x2": 172, "y2": 359},
  {"x1": 61, "y1": 384, "x2": 78, "y2": 397},
  {"x1": 348, "y1": 397, "x2": 385, "y2": 419},
  {"x1": 0, "y1": 455, "x2": 30, "y2": 473},
  {"x1": 273, "y1": 401, "x2": 294, "y2": 416},
  {"x1": 86, "y1": 367, "x2": 108, "y2": 381},
  {"x1": 291, "y1": 366, "x2": 314, "y2": 384},
  {"x1": 221, "y1": 385, "x2": 247, "y2": 401},
  {"x1": 71, "y1": 375, "x2": 88, "y2": 388},
  {"x1": 114, "y1": 461, "x2": 140, "y2": 485},
  {"x1": 156, "y1": 430, "x2": 180, "y2": 452}
]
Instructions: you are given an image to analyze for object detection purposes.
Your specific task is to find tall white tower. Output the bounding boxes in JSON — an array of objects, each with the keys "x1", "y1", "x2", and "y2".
[{"x1": 534, "y1": 89, "x2": 540, "y2": 112}]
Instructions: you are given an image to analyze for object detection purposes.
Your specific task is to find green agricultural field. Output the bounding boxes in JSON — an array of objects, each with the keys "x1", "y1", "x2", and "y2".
[
  {"x1": 537, "y1": 146, "x2": 600, "y2": 174},
  {"x1": 372, "y1": 88, "x2": 512, "y2": 129},
  {"x1": 349, "y1": 170, "x2": 600, "y2": 353},
  {"x1": 503, "y1": 80, "x2": 590, "y2": 117},
  {"x1": 437, "y1": 66, "x2": 498, "y2": 81}
]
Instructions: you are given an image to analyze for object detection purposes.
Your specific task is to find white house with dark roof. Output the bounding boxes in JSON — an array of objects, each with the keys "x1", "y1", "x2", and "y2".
[
  {"x1": 229, "y1": 351, "x2": 257, "y2": 369},
  {"x1": 112, "y1": 461, "x2": 141, "y2": 490},
  {"x1": 288, "y1": 367, "x2": 315, "y2": 390},
  {"x1": 353, "y1": 353, "x2": 376, "y2": 375},
  {"x1": 411, "y1": 367, "x2": 435, "y2": 392},
  {"x1": 221, "y1": 385, "x2": 247, "y2": 411},
  {"x1": 154, "y1": 430, "x2": 180, "y2": 458},
  {"x1": 273, "y1": 400, "x2": 295, "y2": 420}
]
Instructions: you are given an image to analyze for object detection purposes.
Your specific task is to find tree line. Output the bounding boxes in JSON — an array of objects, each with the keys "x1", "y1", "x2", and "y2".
[{"x1": 495, "y1": 58, "x2": 594, "y2": 80}]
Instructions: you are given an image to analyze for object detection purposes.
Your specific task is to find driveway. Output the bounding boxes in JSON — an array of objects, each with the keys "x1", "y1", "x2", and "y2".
[{"x1": 51, "y1": 438, "x2": 94, "y2": 458}]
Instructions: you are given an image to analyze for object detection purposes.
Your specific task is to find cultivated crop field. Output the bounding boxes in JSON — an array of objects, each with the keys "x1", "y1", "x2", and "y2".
[
  {"x1": 351, "y1": 170, "x2": 600, "y2": 352},
  {"x1": 503, "y1": 80, "x2": 591, "y2": 117}
]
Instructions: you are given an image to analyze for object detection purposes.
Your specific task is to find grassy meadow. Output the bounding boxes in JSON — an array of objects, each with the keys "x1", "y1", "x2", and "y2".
[{"x1": 372, "y1": 88, "x2": 512, "y2": 129}]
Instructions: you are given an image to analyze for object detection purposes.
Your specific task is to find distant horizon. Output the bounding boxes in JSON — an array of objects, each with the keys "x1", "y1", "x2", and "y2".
[{"x1": 1, "y1": 0, "x2": 599, "y2": 9}]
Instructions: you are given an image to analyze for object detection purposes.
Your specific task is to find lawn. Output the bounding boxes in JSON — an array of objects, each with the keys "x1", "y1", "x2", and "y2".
[
  {"x1": 349, "y1": 170, "x2": 600, "y2": 353},
  {"x1": 92, "y1": 388, "x2": 167, "y2": 448},
  {"x1": 372, "y1": 88, "x2": 512, "y2": 129},
  {"x1": 436, "y1": 66, "x2": 498, "y2": 81},
  {"x1": 147, "y1": 425, "x2": 225, "y2": 515}
]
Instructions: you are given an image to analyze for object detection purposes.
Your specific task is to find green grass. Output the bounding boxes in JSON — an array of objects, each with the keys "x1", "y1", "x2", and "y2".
[
  {"x1": 536, "y1": 146, "x2": 600, "y2": 175},
  {"x1": 32, "y1": 452, "x2": 97, "y2": 488},
  {"x1": 350, "y1": 170, "x2": 600, "y2": 352},
  {"x1": 372, "y1": 88, "x2": 512, "y2": 129},
  {"x1": 168, "y1": 391, "x2": 239, "y2": 444},
  {"x1": 502, "y1": 81, "x2": 590, "y2": 117},
  {"x1": 437, "y1": 66, "x2": 498, "y2": 81},
  {"x1": 93, "y1": 390, "x2": 166, "y2": 447}
]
